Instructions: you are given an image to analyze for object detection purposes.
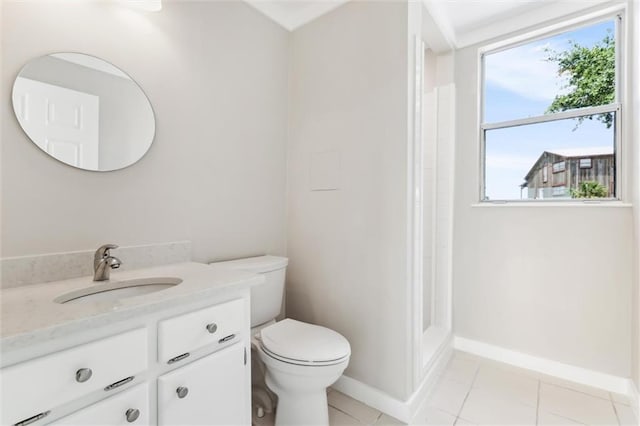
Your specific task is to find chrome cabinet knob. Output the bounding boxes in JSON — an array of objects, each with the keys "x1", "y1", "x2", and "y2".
[
  {"x1": 206, "y1": 323, "x2": 217, "y2": 334},
  {"x1": 125, "y1": 408, "x2": 140, "y2": 423},
  {"x1": 176, "y1": 386, "x2": 189, "y2": 399},
  {"x1": 75, "y1": 368, "x2": 92, "y2": 383}
]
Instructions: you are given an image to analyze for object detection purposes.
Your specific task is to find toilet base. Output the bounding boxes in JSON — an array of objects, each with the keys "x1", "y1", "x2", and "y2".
[{"x1": 265, "y1": 374, "x2": 330, "y2": 426}]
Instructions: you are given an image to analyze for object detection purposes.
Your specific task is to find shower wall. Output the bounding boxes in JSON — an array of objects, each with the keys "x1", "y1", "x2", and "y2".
[{"x1": 423, "y1": 50, "x2": 455, "y2": 332}]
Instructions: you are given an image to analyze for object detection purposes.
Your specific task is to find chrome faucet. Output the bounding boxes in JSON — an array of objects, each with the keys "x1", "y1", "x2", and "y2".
[{"x1": 93, "y1": 244, "x2": 122, "y2": 281}]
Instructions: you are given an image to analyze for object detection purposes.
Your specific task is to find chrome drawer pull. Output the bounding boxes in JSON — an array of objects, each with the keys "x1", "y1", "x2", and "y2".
[
  {"x1": 75, "y1": 368, "x2": 92, "y2": 383},
  {"x1": 14, "y1": 411, "x2": 50, "y2": 426},
  {"x1": 105, "y1": 376, "x2": 135, "y2": 391},
  {"x1": 125, "y1": 408, "x2": 140, "y2": 423},
  {"x1": 176, "y1": 386, "x2": 189, "y2": 399},
  {"x1": 206, "y1": 323, "x2": 218, "y2": 334},
  {"x1": 218, "y1": 334, "x2": 235, "y2": 343},
  {"x1": 167, "y1": 352, "x2": 190, "y2": 364}
]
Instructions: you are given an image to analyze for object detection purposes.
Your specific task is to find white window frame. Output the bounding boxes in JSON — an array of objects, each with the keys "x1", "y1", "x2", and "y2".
[{"x1": 479, "y1": 11, "x2": 625, "y2": 203}]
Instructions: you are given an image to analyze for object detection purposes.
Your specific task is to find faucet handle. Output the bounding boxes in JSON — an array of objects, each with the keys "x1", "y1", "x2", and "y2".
[{"x1": 96, "y1": 244, "x2": 119, "y2": 257}]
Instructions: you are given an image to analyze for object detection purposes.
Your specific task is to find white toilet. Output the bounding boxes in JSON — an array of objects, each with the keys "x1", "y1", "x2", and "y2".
[{"x1": 211, "y1": 256, "x2": 350, "y2": 426}]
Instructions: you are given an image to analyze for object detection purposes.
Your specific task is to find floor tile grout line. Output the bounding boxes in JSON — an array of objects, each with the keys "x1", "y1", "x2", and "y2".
[
  {"x1": 454, "y1": 360, "x2": 482, "y2": 419},
  {"x1": 536, "y1": 384, "x2": 621, "y2": 426},
  {"x1": 611, "y1": 399, "x2": 622, "y2": 426},
  {"x1": 609, "y1": 391, "x2": 632, "y2": 407},
  {"x1": 544, "y1": 410, "x2": 592, "y2": 425},
  {"x1": 328, "y1": 404, "x2": 368, "y2": 425},
  {"x1": 328, "y1": 390, "x2": 383, "y2": 425},
  {"x1": 609, "y1": 390, "x2": 624, "y2": 426},
  {"x1": 540, "y1": 380, "x2": 612, "y2": 402}
]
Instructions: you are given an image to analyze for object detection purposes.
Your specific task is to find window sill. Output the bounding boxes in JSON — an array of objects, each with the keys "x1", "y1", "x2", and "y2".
[{"x1": 472, "y1": 201, "x2": 633, "y2": 208}]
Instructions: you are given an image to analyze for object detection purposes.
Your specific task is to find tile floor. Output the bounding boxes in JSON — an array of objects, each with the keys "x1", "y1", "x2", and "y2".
[
  {"x1": 255, "y1": 351, "x2": 638, "y2": 426},
  {"x1": 327, "y1": 388, "x2": 405, "y2": 425},
  {"x1": 421, "y1": 351, "x2": 637, "y2": 426},
  {"x1": 252, "y1": 387, "x2": 404, "y2": 426}
]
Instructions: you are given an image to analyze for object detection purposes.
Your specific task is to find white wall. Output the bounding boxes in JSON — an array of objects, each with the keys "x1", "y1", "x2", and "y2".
[
  {"x1": 287, "y1": 1, "x2": 413, "y2": 400},
  {"x1": 1, "y1": 1, "x2": 288, "y2": 262},
  {"x1": 452, "y1": 34, "x2": 633, "y2": 376}
]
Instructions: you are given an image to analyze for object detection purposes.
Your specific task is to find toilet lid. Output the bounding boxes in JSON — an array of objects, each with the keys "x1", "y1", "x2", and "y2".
[{"x1": 260, "y1": 319, "x2": 351, "y2": 364}]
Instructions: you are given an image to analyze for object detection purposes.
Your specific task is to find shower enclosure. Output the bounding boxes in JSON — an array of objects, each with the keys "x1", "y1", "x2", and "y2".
[{"x1": 410, "y1": 38, "x2": 455, "y2": 394}]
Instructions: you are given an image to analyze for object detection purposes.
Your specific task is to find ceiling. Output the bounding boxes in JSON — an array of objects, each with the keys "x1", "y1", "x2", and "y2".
[
  {"x1": 423, "y1": 0, "x2": 617, "y2": 50},
  {"x1": 244, "y1": 0, "x2": 620, "y2": 48},
  {"x1": 429, "y1": 0, "x2": 553, "y2": 36},
  {"x1": 243, "y1": 0, "x2": 349, "y2": 31}
]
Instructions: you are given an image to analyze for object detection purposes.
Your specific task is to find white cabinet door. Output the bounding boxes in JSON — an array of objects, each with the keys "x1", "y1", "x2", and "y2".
[
  {"x1": 157, "y1": 343, "x2": 247, "y2": 426},
  {"x1": 54, "y1": 384, "x2": 150, "y2": 426}
]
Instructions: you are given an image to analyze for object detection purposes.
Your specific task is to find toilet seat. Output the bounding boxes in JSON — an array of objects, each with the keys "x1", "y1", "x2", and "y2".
[
  {"x1": 260, "y1": 319, "x2": 350, "y2": 366},
  {"x1": 260, "y1": 345, "x2": 349, "y2": 367}
]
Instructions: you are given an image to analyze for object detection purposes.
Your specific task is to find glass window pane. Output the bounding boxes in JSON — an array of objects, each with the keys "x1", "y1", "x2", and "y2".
[
  {"x1": 484, "y1": 20, "x2": 615, "y2": 123},
  {"x1": 580, "y1": 158, "x2": 592, "y2": 168},
  {"x1": 484, "y1": 113, "x2": 616, "y2": 201}
]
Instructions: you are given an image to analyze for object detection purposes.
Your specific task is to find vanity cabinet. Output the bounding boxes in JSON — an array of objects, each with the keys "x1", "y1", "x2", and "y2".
[
  {"x1": 1, "y1": 297, "x2": 250, "y2": 426},
  {"x1": 157, "y1": 343, "x2": 247, "y2": 426}
]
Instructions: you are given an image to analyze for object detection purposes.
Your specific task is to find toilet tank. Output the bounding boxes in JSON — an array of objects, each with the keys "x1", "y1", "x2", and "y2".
[{"x1": 210, "y1": 256, "x2": 288, "y2": 328}]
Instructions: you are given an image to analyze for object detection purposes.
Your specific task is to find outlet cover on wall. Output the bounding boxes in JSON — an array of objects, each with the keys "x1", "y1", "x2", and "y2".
[{"x1": 310, "y1": 150, "x2": 340, "y2": 191}]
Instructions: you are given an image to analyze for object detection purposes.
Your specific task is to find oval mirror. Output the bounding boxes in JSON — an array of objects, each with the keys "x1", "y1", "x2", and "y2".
[{"x1": 12, "y1": 53, "x2": 155, "y2": 172}]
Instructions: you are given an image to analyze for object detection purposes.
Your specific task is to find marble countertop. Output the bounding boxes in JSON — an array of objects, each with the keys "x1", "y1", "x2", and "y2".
[{"x1": 1, "y1": 262, "x2": 263, "y2": 353}]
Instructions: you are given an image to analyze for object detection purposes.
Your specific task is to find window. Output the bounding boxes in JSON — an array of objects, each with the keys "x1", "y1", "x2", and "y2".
[
  {"x1": 552, "y1": 172, "x2": 565, "y2": 186},
  {"x1": 579, "y1": 158, "x2": 593, "y2": 168},
  {"x1": 552, "y1": 161, "x2": 566, "y2": 173},
  {"x1": 481, "y1": 16, "x2": 621, "y2": 201}
]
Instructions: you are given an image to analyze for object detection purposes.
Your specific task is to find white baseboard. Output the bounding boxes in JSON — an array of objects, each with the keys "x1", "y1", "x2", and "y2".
[
  {"x1": 454, "y1": 336, "x2": 631, "y2": 395},
  {"x1": 332, "y1": 335, "x2": 453, "y2": 423}
]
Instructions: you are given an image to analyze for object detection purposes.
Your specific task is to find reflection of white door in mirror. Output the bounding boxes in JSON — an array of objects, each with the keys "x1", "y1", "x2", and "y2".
[{"x1": 13, "y1": 77, "x2": 99, "y2": 169}]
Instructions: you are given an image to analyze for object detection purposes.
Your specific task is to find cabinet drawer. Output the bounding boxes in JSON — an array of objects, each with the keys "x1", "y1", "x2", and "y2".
[
  {"x1": 158, "y1": 299, "x2": 244, "y2": 363},
  {"x1": 54, "y1": 383, "x2": 150, "y2": 426},
  {"x1": 1, "y1": 328, "x2": 148, "y2": 426}
]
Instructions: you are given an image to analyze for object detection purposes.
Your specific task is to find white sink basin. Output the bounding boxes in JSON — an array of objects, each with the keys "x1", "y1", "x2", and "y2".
[{"x1": 54, "y1": 277, "x2": 182, "y2": 304}]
